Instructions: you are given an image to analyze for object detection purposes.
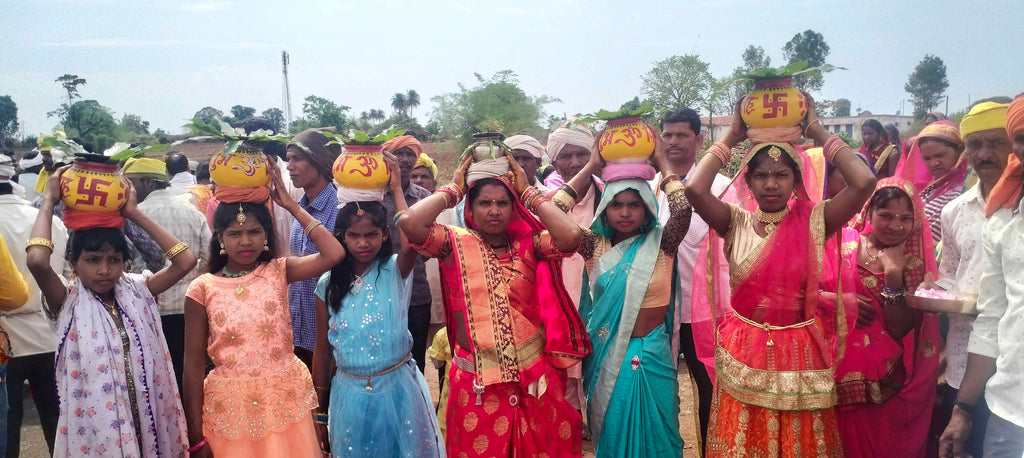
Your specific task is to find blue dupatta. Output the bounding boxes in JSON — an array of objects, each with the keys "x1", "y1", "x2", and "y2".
[{"x1": 579, "y1": 179, "x2": 664, "y2": 440}]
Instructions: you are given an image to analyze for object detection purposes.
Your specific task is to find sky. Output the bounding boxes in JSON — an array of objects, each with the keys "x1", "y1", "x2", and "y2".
[{"x1": 3, "y1": 0, "x2": 1022, "y2": 137}]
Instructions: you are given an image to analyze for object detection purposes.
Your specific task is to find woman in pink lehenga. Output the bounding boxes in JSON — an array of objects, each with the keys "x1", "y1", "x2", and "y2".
[{"x1": 821, "y1": 177, "x2": 941, "y2": 457}]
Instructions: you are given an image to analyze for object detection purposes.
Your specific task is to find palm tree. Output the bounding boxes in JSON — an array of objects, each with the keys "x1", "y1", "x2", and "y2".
[
  {"x1": 369, "y1": 109, "x2": 386, "y2": 125},
  {"x1": 391, "y1": 93, "x2": 407, "y2": 116},
  {"x1": 359, "y1": 111, "x2": 369, "y2": 122},
  {"x1": 405, "y1": 90, "x2": 421, "y2": 116}
]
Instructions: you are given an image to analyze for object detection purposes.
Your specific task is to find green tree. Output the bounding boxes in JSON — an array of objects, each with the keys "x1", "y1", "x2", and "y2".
[
  {"x1": 230, "y1": 105, "x2": 256, "y2": 122},
  {"x1": 65, "y1": 100, "x2": 117, "y2": 152},
  {"x1": 728, "y1": 45, "x2": 774, "y2": 101},
  {"x1": 700, "y1": 77, "x2": 733, "y2": 141},
  {"x1": 193, "y1": 106, "x2": 224, "y2": 124},
  {"x1": 370, "y1": 109, "x2": 386, "y2": 125},
  {"x1": 301, "y1": 95, "x2": 350, "y2": 131},
  {"x1": 782, "y1": 30, "x2": 831, "y2": 92},
  {"x1": 0, "y1": 96, "x2": 18, "y2": 148},
  {"x1": 428, "y1": 70, "x2": 559, "y2": 146},
  {"x1": 832, "y1": 98, "x2": 852, "y2": 116},
  {"x1": 406, "y1": 90, "x2": 421, "y2": 116},
  {"x1": 640, "y1": 55, "x2": 713, "y2": 112},
  {"x1": 119, "y1": 114, "x2": 150, "y2": 135},
  {"x1": 391, "y1": 93, "x2": 407, "y2": 116},
  {"x1": 48, "y1": 74, "x2": 87, "y2": 123},
  {"x1": 905, "y1": 55, "x2": 949, "y2": 118},
  {"x1": 261, "y1": 108, "x2": 285, "y2": 132}
]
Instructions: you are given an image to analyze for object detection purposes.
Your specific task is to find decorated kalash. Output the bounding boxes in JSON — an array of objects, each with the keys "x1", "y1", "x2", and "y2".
[
  {"x1": 322, "y1": 127, "x2": 404, "y2": 202},
  {"x1": 41, "y1": 135, "x2": 160, "y2": 230}
]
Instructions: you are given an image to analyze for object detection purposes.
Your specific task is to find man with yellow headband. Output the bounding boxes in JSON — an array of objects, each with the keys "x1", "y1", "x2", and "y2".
[
  {"x1": 123, "y1": 157, "x2": 211, "y2": 386},
  {"x1": 411, "y1": 152, "x2": 438, "y2": 192},
  {"x1": 928, "y1": 100, "x2": 1012, "y2": 457}
]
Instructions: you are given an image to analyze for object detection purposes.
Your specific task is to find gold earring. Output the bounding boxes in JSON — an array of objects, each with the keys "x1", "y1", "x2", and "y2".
[
  {"x1": 219, "y1": 244, "x2": 226, "y2": 255},
  {"x1": 263, "y1": 241, "x2": 270, "y2": 252}
]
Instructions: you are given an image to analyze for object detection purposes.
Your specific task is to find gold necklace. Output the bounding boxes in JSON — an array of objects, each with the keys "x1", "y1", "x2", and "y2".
[
  {"x1": 863, "y1": 237, "x2": 888, "y2": 264},
  {"x1": 753, "y1": 207, "x2": 790, "y2": 235}
]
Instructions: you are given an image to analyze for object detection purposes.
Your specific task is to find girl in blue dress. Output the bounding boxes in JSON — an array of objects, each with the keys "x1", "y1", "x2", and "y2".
[{"x1": 311, "y1": 155, "x2": 444, "y2": 458}]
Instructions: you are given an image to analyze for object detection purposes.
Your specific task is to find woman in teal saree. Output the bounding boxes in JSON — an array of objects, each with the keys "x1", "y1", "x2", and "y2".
[{"x1": 553, "y1": 138, "x2": 692, "y2": 457}]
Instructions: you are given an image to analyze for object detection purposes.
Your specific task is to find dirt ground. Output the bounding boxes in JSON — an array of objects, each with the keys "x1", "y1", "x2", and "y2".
[{"x1": 14, "y1": 354, "x2": 701, "y2": 457}]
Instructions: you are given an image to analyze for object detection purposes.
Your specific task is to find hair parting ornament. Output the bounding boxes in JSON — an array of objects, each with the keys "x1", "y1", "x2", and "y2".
[
  {"x1": 768, "y1": 145, "x2": 783, "y2": 162},
  {"x1": 236, "y1": 204, "x2": 246, "y2": 225}
]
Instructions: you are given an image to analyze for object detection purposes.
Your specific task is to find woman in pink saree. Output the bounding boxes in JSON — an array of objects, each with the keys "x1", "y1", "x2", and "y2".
[
  {"x1": 685, "y1": 98, "x2": 876, "y2": 457},
  {"x1": 821, "y1": 177, "x2": 941, "y2": 457},
  {"x1": 894, "y1": 120, "x2": 968, "y2": 244}
]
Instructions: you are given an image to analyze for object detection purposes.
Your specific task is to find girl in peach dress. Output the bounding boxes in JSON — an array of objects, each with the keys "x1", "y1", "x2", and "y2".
[{"x1": 182, "y1": 160, "x2": 344, "y2": 457}]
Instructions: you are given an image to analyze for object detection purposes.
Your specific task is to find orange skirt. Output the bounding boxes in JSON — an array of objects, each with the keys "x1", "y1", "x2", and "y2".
[
  {"x1": 706, "y1": 313, "x2": 843, "y2": 457},
  {"x1": 207, "y1": 416, "x2": 320, "y2": 458}
]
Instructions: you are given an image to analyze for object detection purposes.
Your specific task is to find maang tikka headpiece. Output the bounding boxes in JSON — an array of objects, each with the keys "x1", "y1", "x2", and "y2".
[
  {"x1": 236, "y1": 204, "x2": 247, "y2": 225},
  {"x1": 768, "y1": 145, "x2": 783, "y2": 162}
]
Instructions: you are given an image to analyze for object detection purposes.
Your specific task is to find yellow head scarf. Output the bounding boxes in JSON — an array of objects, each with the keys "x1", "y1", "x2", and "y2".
[
  {"x1": 121, "y1": 158, "x2": 169, "y2": 181},
  {"x1": 414, "y1": 153, "x2": 438, "y2": 179},
  {"x1": 960, "y1": 101, "x2": 1010, "y2": 140}
]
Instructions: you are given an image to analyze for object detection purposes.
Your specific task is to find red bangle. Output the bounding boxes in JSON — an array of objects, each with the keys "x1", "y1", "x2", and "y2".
[{"x1": 188, "y1": 437, "x2": 208, "y2": 453}]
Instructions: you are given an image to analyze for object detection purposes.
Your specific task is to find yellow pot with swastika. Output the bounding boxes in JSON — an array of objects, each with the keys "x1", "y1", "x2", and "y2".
[
  {"x1": 741, "y1": 77, "x2": 808, "y2": 129},
  {"x1": 332, "y1": 145, "x2": 390, "y2": 191},
  {"x1": 60, "y1": 160, "x2": 130, "y2": 212},
  {"x1": 209, "y1": 144, "x2": 271, "y2": 188}
]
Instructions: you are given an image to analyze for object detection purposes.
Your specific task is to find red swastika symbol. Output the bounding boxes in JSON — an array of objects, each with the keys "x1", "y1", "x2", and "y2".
[
  {"x1": 761, "y1": 93, "x2": 788, "y2": 119},
  {"x1": 73, "y1": 178, "x2": 114, "y2": 207}
]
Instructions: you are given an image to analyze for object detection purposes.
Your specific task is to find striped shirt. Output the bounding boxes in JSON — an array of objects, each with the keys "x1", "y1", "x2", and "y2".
[{"x1": 138, "y1": 189, "x2": 212, "y2": 315}]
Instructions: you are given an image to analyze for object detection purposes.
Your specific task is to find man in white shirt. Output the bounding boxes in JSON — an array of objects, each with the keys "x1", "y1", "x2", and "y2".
[
  {"x1": 932, "y1": 101, "x2": 1012, "y2": 456},
  {"x1": 0, "y1": 154, "x2": 67, "y2": 457},
  {"x1": 165, "y1": 152, "x2": 197, "y2": 196},
  {"x1": 940, "y1": 96, "x2": 1024, "y2": 458},
  {"x1": 123, "y1": 157, "x2": 211, "y2": 386},
  {"x1": 654, "y1": 108, "x2": 731, "y2": 454}
]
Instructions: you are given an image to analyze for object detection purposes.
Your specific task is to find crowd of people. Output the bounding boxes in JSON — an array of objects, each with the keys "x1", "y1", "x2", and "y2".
[{"x1": 0, "y1": 92, "x2": 1022, "y2": 458}]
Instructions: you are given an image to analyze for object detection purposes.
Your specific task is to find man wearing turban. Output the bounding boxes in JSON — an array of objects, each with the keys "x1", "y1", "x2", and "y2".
[
  {"x1": 939, "y1": 94, "x2": 1024, "y2": 458},
  {"x1": 411, "y1": 153, "x2": 438, "y2": 193},
  {"x1": 286, "y1": 127, "x2": 342, "y2": 370},
  {"x1": 927, "y1": 100, "x2": 1012, "y2": 457},
  {"x1": 123, "y1": 157, "x2": 211, "y2": 387},
  {"x1": 381, "y1": 135, "x2": 433, "y2": 373},
  {"x1": 505, "y1": 133, "x2": 547, "y2": 192},
  {"x1": 543, "y1": 122, "x2": 605, "y2": 414}
]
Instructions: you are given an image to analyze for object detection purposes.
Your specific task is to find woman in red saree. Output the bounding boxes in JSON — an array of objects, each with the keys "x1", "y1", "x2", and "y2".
[
  {"x1": 399, "y1": 153, "x2": 591, "y2": 457},
  {"x1": 822, "y1": 177, "x2": 941, "y2": 457},
  {"x1": 685, "y1": 98, "x2": 876, "y2": 457}
]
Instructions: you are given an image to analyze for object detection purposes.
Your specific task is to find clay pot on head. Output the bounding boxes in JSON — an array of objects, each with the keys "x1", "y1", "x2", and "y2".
[
  {"x1": 209, "y1": 144, "x2": 271, "y2": 188},
  {"x1": 332, "y1": 144, "x2": 390, "y2": 191},
  {"x1": 470, "y1": 132, "x2": 506, "y2": 162},
  {"x1": 740, "y1": 77, "x2": 808, "y2": 130},
  {"x1": 598, "y1": 117, "x2": 656, "y2": 163},
  {"x1": 59, "y1": 160, "x2": 130, "y2": 212}
]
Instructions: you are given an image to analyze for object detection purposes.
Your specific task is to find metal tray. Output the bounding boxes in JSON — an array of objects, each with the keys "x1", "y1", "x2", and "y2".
[{"x1": 906, "y1": 292, "x2": 978, "y2": 314}]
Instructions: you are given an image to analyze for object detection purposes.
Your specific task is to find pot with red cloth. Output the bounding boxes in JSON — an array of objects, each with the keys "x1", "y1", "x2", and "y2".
[{"x1": 60, "y1": 159, "x2": 130, "y2": 230}]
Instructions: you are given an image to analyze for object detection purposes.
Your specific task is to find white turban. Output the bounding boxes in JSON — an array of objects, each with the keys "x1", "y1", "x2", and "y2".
[
  {"x1": 545, "y1": 122, "x2": 595, "y2": 162},
  {"x1": 19, "y1": 150, "x2": 44, "y2": 170},
  {"x1": 505, "y1": 134, "x2": 545, "y2": 160},
  {"x1": 0, "y1": 154, "x2": 14, "y2": 184}
]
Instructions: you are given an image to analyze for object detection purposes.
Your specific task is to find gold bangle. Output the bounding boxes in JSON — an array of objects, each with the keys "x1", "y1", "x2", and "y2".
[
  {"x1": 303, "y1": 221, "x2": 323, "y2": 237},
  {"x1": 659, "y1": 173, "x2": 681, "y2": 192},
  {"x1": 25, "y1": 238, "x2": 55, "y2": 252},
  {"x1": 164, "y1": 242, "x2": 189, "y2": 260},
  {"x1": 804, "y1": 118, "x2": 823, "y2": 137}
]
